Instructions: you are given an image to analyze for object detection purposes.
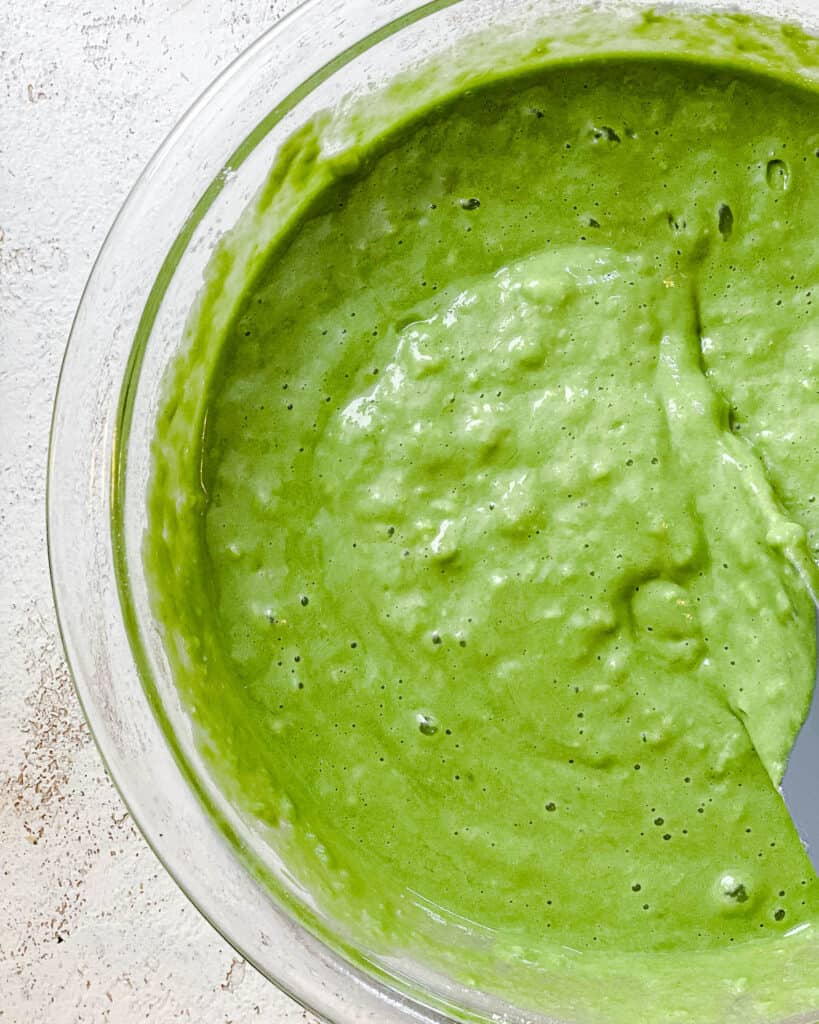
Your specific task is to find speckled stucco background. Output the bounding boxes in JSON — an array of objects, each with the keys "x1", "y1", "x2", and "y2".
[{"x1": 0, "y1": 2, "x2": 321, "y2": 1020}]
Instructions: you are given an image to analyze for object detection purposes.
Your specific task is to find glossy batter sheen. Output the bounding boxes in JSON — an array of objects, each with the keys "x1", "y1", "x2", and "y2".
[{"x1": 145, "y1": 14, "x2": 819, "y2": 1024}]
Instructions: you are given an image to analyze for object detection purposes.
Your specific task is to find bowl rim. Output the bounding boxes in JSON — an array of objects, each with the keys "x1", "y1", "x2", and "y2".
[{"x1": 46, "y1": 1, "x2": 819, "y2": 1022}]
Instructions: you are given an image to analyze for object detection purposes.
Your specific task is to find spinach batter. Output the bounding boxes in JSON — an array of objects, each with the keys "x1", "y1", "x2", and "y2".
[{"x1": 145, "y1": 10, "x2": 819, "y2": 1023}]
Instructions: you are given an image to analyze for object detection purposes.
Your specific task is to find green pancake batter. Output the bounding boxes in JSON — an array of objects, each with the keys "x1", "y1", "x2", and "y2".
[{"x1": 144, "y1": 9, "x2": 819, "y2": 1023}]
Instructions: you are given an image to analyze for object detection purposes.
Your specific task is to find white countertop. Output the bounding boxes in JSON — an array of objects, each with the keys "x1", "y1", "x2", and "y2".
[{"x1": 1, "y1": 2, "x2": 320, "y2": 1020}]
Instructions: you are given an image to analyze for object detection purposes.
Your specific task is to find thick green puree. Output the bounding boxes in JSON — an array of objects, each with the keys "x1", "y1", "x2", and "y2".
[{"x1": 145, "y1": 10, "x2": 819, "y2": 1023}]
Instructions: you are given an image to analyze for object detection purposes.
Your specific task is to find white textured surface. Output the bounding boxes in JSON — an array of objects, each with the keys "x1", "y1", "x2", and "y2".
[{"x1": 0, "y1": 2, "x2": 320, "y2": 1021}]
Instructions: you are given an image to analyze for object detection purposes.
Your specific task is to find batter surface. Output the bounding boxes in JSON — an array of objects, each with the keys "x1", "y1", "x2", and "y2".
[{"x1": 145, "y1": 13, "x2": 819, "y2": 1023}]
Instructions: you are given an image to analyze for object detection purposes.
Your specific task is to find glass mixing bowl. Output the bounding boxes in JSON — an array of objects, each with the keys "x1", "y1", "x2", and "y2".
[{"x1": 48, "y1": 1, "x2": 819, "y2": 1021}]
